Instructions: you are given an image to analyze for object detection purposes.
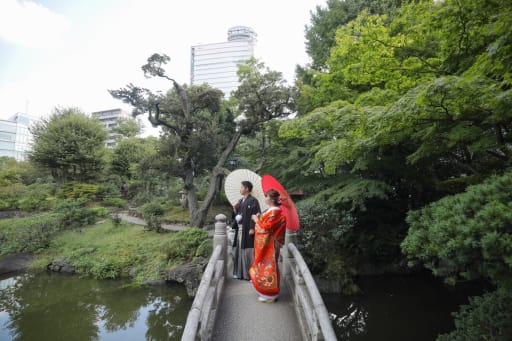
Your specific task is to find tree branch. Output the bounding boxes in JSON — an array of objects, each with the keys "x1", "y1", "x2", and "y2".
[{"x1": 153, "y1": 103, "x2": 180, "y2": 134}]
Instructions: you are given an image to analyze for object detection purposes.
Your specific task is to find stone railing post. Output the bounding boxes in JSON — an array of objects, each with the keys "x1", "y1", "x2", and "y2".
[
  {"x1": 282, "y1": 229, "x2": 297, "y2": 279},
  {"x1": 213, "y1": 214, "x2": 227, "y2": 276}
]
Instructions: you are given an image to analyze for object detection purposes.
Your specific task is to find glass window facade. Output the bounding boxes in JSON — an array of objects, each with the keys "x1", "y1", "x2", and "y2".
[
  {"x1": 0, "y1": 114, "x2": 32, "y2": 161},
  {"x1": 191, "y1": 26, "x2": 256, "y2": 97}
]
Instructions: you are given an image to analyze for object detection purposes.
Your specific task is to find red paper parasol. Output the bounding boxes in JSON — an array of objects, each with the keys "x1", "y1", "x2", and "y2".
[{"x1": 261, "y1": 174, "x2": 300, "y2": 231}]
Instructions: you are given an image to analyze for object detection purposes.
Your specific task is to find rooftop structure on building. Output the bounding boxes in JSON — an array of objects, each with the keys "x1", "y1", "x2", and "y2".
[
  {"x1": 190, "y1": 26, "x2": 257, "y2": 97},
  {"x1": 0, "y1": 113, "x2": 33, "y2": 161},
  {"x1": 91, "y1": 108, "x2": 131, "y2": 148}
]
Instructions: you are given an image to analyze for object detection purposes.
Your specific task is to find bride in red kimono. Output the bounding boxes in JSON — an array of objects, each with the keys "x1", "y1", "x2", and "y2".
[{"x1": 249, "y1": 189, "x2": 287, "y2": 303}]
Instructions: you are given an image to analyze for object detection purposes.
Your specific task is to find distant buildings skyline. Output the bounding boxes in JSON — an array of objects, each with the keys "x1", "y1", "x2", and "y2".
[
  {"x1": 1, "y1": 26, "x2": 258, "y2": 155},
  {"x1": 91, "y1": 108, "x2": 131, "y2": 148},
  {"x1": 190, "y1": 26, "x2": 257, "y2": 97},
  {"x1": 0, "y1": 114, "x2": 33, "y2": 161}
]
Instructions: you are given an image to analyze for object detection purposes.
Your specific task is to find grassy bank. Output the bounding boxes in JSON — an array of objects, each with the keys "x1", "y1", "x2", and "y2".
[{"x1": 31, "y1": 220, "x2": 211, "y2": 285}]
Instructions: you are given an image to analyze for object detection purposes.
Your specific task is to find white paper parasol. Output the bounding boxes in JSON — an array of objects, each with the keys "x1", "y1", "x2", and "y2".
[{"x1": 224, "y1": 169, "x2": 268, "y2": 211}]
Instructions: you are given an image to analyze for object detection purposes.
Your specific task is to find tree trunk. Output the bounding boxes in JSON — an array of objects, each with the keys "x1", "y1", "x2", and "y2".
[
  {"x1": 189, "y1": 130, "x2": 242, "y2": 228},
  {"x1": 185, "y1": 168, "x2": 199, "y2": 225}
]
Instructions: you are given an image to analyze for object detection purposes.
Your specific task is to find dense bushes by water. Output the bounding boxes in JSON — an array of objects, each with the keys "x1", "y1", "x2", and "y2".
[
  {"x1": 33, "y1": 222, "x2": 211, "y2": 284},
  {"x1": 0, "y1": 201, "x2": 109, "y2": 256},
  {"x1": 437, "y1": 289, "x2": 512, "y2": 341},
  {"x1": 0, "y1": 213, "x2": 61, "y2": 256}
]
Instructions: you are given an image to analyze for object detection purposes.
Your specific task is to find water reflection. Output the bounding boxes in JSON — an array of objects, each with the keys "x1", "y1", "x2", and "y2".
[
  {"x1": 330, "y1": 303, "x2": 368, "y2": 339},
  {"x1": 0, "y1": 272, "x2": 191, "y2": 341},
  {"x1": 323, "y1": 273, "x2": 485, "y2": 341}
]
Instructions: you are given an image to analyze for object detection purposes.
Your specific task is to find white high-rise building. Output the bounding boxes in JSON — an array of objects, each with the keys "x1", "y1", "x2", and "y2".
[
  {"x1": 191, "y1": 26, "x2": 257, "y2": 97},
  {"x1": 91, "y1": 108, "x2": 130, "y2": 148},
  {"x1": 0, "y1": 114, "x2": 32, "y2": 161}
]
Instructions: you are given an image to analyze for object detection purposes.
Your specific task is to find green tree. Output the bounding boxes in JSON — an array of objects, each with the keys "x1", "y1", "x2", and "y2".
[
  {"x1": 232, "y1": 58, "x2": 296, "y2": 172},
  {"x1": 402, "y1": 172, "x2": 512, "y2": 288},
  {"x1": 402, "y1": 172, "x2": 512, "y2": 340},
  {"x1": 109, "y1": 137, "x2": 156, "y2": 180},
  {"x1": 110, "y1": 54, "x2": 295, "y2": 227},
  {"x1": 111, "y1": 117, "x2": 142, "y2": 138},
  {"x1": 29, "y1": 108, "x2": 107, "y2": 184},
  {"x1": 305, "y1": 0, "x2": 403, "y2": 70},
  {"x1": 275, "y1": 0, "x2": 512, "y2": 281}
]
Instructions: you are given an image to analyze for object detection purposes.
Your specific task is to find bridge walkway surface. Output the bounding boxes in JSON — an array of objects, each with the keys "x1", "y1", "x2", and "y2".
[
  {"x1": 211, "y1": 245, "x2": 303, "y2": 341},
  {"x1": 212, "y1": 276, "x2": 303, "y2": 340}
]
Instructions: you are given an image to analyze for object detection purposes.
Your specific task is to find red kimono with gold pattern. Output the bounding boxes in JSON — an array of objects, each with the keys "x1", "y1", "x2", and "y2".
[{"x1": 249, "y1": 207, "x2": 286, "y2": 297}]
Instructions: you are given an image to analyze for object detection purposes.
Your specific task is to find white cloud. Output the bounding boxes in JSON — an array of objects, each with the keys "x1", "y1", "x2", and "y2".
[
  {"x1": 0, "y1": 0, "x2": 325, "y2": 124},
  {"x1": 0, "y1": 0, "x2": 70, "y2": 48}
]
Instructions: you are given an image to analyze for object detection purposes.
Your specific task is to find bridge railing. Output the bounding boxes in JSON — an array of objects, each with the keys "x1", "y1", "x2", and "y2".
[
  {"x1": 181, "y1": 214, "x2": 227, "y2": 341},
  {"x1": 283, "y1": 232, "x2": 337, "y2": 341},
  {"x1": 182, "y1": 215, "x2": 337, "y2": 341}
]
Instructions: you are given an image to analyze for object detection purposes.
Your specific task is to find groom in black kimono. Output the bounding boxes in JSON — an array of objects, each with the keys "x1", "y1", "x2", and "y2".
[{"x1": 232, "y1": 180, "x2": 261, "y2": 280}]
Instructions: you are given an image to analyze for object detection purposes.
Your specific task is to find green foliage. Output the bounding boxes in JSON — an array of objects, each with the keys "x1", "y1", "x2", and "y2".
[
  {"x1": 0, "y1": 213, "x2": 61, "y2": 255},
  {"x1": 29, "y1": 107, "x2": 108, "y2": 183},
  {"x1": 163, "y1": 228, "x2": 208, "y2": 262},
  {"x1": 402, "y1": 172, "x2": 512, "y2": 288},
  {"x1": 35, "y1": 221, "x2": 171, "y2": 284},
  {"x1": 0, "y1": 157, "x2": 21, "y2": 186},
  {"x1": 51, "y1": 200, "x2": 100, "y2": 230},
  {"x1": 304, "y1": 0, "x2": 402, "y2": 69},
  {"x1": 0, "y1": 183, "x2": 28, "y2": 210},
  {"x1": 110, "y1": 117, "x2": 142, "y2": 138},
  {"x1": 90, "y1": 206, "x2": 110, "y2": 218},
  {"x1": 110, "y1": 55, "x2": 240, "y2": 227},
  {"x1": 296, "y1": 199, "x2": 355, "y2": 274},
  {"x1": 195, "y1": 239, "x2": 213, "y2": 258},
  {"x1": 56, "y1": 182, "x2": 99, "y2": 201},
  {"x1": 109, "y1": 137, "x2": 156, "y2": 180},
  {"x1": 437, "y1": 289, "x2": 512, "y2": 341},
  {"x1": 0, "y1": 182, "x2": 56, "y2": 211},
  {"x1": 17, "y1": 183, "x2": 56, "y2": 211},
  {"x1": 138, "y1": 200, "x2": 165, "y2": 232},
  {"x1": 102, "y1": 197, "x2": 127, "y2": 208},
  {"x1": 234, "y1": 58, "x2": 296, "y2": 131},
  {"x1": 96, "y1": 180, "x2": 121, "y2": 200},
  {"x1": 90, "y1": 258, "x2": 123, "y2": 280}
]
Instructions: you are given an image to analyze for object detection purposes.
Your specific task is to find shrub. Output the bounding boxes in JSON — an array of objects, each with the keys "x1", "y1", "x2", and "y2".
[
  {"x1": 139, "y1": 200, "x2": 165, "y2": 232},
  {"x1": 0, "y1": 213, "x2": 61, "y2": 255},
  {"x1": 96, "y1": 182, "x2": 121, "y2": 200},
  {"x1": 437, "y1": 289, "x2": 512, "y2": 341},
  {"x1": 56, "y1": 182, "x2": 99, "y2": 201},
  {"x1": 90, "y1": 258, "x2": 123, "y2": 280},
  {"x1": 296, "y1": 199, "x2": 355, "y2": 275},
  {"x1": 164, "y1": 228, "x2": 208, "y2": 262},
  {"x1": 102, "y1": 197, "x2": 127, "y2": 208},
  {"x1": 0, "y1": 183, "x2": 27, "y2": 210},
  {"x1": 195, "y1": 239, "x2": 213, "y2": 258},
  {"x1": 34, "y1": 222, "x2": 170, "y2": 284},
  {"x1": 51, "y1": 200, "x2": 99, "y2": 230},
  {"x1": 90, "y1": 206, "x2": 110, "y2": 218},
  {"x1": 402, "y1": 172, "x2": 512, "y2": 288},
  {"x1": 17, "y1": 183, "x2": 55, "y2": 211}
]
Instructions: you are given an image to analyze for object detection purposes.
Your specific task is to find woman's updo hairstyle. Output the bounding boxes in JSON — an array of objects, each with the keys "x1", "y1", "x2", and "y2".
[{"x1": 265, "y1": 189, "x2": 281, "y2": 206}]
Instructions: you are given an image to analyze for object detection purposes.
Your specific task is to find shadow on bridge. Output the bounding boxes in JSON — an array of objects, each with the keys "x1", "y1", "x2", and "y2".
[{"x1": 181, "y1": 214, "x2": 337, "y2": 341}]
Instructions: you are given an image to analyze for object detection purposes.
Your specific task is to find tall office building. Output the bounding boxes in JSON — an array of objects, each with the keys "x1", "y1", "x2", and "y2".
[
  {"x1": 0, "y1": 114, "x2": 32, "y2": 161},
  {"x1": 91, "y1": 108, "x2": 130, "y2": 148},
  {"x1": 191, "y1": 26, "x2": 257, "y2": 97}
]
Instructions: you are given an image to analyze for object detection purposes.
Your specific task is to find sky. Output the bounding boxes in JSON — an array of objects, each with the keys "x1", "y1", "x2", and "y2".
[{"x1": 0, "y1": 0, "x2": 326, "y2": 134}]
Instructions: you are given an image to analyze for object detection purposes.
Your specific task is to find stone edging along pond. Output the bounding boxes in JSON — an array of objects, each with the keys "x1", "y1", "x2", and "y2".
[
  {"x1": 0, "y1": 253, "x2": 35, "y2": 276},
  {"x1": 0, "y1": 252, "x2": 207, "y2": 298}
]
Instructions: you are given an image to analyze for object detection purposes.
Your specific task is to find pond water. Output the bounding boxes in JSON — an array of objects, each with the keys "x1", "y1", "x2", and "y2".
[
  {"x1": 323, "y1": 272, "x2": 484, "y2": 340},
  {"x1": 0, "y1": 272, "x2": 192, "y2": 341},
  {"x1": 1, "y1": 271, "x2": 484, "y2": 341}
]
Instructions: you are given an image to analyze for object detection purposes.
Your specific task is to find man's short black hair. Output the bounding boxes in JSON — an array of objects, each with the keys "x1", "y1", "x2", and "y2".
[{"x1": 241, "y1": 181, "x2": 253, "y2": 192}]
